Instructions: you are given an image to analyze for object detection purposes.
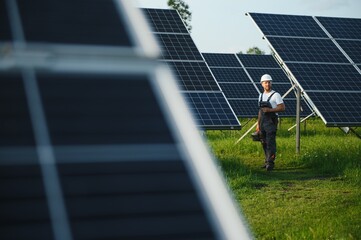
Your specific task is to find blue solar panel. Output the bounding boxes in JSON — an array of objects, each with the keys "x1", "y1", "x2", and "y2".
[
  {"x1": 246, "y1": 68, "x2": 291, "y2": 84},
  {"x1": 155, "y1": 34, "x2": 203, "y2": 60},
  {"x1": 317, "y1": 16, "x2": 361, "y2": 40},
  {"x1": 227, "y1": 99, "x2": 258, "y2": 117},
  {"x1": 249, "y1": 12, "x2": 328, "y2": 38},
  {"x1": 337, "y1": 40, "x2": 361, "y2": 64},
  {"x1": 168, "y1": 61, "x2": 220, "y2": 91},
  {"x1": 286, "y1": 63, "x2": 361, "y2": 91},
  {"x1": 17, "y1": 0, "x2": 133, "y2": 47},
  {"x1": 256, "y1": 83, "x2": 294, "y2": 98},
  {"x1": 143, "y1": 8, "x2": 188, "y2": 34},
  {"x1": 209, "y1": 67, "x2": 251, "y2": 83},
  {"x1": 219, "y1": 83, "x2": 259, "y2": 99},
  {"x1": 306, "y1": 91, "x2": 361, "y2": 126},
  {"x1": 237, "y1": 54, "x2": 280, "y2": 68},
  {"x1": 267, "y1": 37, "x2": 349, "y2": 63},
  {"x1": 184, "y1": 92, "x2": 240, "y2": 129},
  {"x1": 202, "y1": 53, "x2": 241, "y2": 67},
  {"x1": 280, "y1": 99, "x2": 313, "y2": 117}
]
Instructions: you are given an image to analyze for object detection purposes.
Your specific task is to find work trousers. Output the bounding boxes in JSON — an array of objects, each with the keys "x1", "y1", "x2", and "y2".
[{"x1": 260, "y1": 114, "x2": 278, "y2": 164}]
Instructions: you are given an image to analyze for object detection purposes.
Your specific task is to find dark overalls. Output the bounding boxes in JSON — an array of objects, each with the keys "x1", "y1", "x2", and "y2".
[{"x1": 259, "y1": 92, "x2": 278, "y2": 170}]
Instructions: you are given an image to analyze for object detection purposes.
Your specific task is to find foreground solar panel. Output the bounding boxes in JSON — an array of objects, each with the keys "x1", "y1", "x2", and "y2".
[
  {"x1": 143, "y1": 8, "x2": 240, "y2": 130},
  {"x1": 0, "y1": 1, "x2": 251, "y2": 239},
  {"x1": 203, "y1": 53, "x2": 312, "y2": 117},
  {"x1": 248, "y1": 12, "x2": 361, "y2": 126}
]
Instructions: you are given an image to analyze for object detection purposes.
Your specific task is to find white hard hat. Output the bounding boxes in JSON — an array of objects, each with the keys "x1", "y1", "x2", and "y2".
[{"x1": 260, "y1": 74, "x2": 272, "y2": 82}]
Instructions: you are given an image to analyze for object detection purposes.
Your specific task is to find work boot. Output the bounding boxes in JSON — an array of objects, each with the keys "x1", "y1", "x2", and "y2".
[{"x1": 266, "y1": 161, "x2": 275, "y2": 171}]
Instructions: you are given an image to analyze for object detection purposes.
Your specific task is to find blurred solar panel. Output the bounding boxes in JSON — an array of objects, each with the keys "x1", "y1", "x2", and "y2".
[
  {"x1": 184, "y1": 92, "x2": 241, "y2": 129},
  {"x1": 336, "y1": 40, "x2": 361, "y2": 64},
  {"x1": 237, "y1": 54, "x2": 280, "y2": 68},
  {"x1": 168, "y1": 61, "x2": 220, "y2": 91},
  {"x1": 1, "y1": 1, "x2": 251, "y2": 239},
  {"x1": 267, "y1": 37, "x2": 349, "y2": 63},
  {"x1": 203, "y1": 53, "x2": 241, "y2": 67},
  {"x1": 0, "y1": 1, "x2": 12, "y2": 41},
  {"x1": 143, "y1": 8, "x2": 189, "y2": 34},
  {"x1": 17, "y1": 0, "x2": 133, "y2": 47},
  {"x1": 248, "y1": 12, "x2": 328, "y2": 38},
  {"x1": 316, "y1": 16, "x2": 361, "y2": 40}
]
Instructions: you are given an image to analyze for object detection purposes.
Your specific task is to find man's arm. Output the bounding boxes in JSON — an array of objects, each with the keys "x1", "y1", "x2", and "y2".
[{"x1": 261, "y1": 103, "x2": 285, "y2": 113}]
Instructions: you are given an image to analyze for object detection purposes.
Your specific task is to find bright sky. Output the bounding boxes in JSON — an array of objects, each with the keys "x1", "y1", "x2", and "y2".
[{"x1": 134, "y1": 0, "x2": 361, "y2": 54}]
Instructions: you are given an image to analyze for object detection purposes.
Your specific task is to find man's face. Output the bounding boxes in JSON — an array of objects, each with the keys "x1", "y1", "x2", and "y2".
[{"x1": 262, "y1": 80, "x2": 272, "y2": 92}]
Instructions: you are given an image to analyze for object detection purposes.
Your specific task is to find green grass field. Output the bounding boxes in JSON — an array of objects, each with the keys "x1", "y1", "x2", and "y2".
[{"x1": 205, "y1": 118, "x2": 361, "y2": 240}]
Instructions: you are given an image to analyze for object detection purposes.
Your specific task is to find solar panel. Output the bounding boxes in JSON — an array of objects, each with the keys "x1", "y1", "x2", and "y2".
[
  {"x1": 249, "y1": 12, "x2": 361, "y2": 126},
  {"x1": 184, "y1": 92, "x2": 241, "y2": 129},
  {"x1": 1, "y1": 2, "x2": 251, "y2": 239},
  {"x1": 203, "y1": 53, "x2": 241, "y2": 67},
  {"x1": 280, "y1": 99, "x2": 313, "y2": 117},
  {"x1": 267, "y1": 37, "x2": 350, "y2": 63},
  {"x1": 286, "y1": 63, "x2": 361, "y2": 91},
  {"x1": 248, "y1": 12, "x2": 328, "y2": 38},
  {"x1": 306, "y1": 91, "x2": 361, "y2": 126},
  {"x1": 220, "y1": 83, "x2": 260, "y2": 99},
  {"x1": 168, "y1": 61, "x2": 220, "y2": 91},
  {"x1": 204, "y1": 53, "x2": 312, "y2": 118},
  {"x1": 316, "y1": 16, "x2": 361, "y2": 40},
  {"x1": 246, "y1": 68, "x2": 291, "y2": 83},
  {"x1": 227, "y1": 99, "x2": 259, "y2": 117},
  {"x1": 17, "y1": 0, "x2": 133, "y2": 47},
  {"x1": 144, "y1": 8, "x2": 240, "y2": 129},
  {"x1": 209, "y1": 67, "x2": 251, "y2": 83},
  {"x1": 143, "y1": 8, "x2": 189, "y2": 34},
  {"x1": 154, "y1": 33, "x2": 203, "y2": 60},
  {"x1": 237, "y1": 54, "x2": 280, "y2": 68},
  {"x1": 336, "y1": 40, "x2": 361, "y2": 64},
  {"x1": 0, "y1": 1, "x2": 12, "y2": 41}
]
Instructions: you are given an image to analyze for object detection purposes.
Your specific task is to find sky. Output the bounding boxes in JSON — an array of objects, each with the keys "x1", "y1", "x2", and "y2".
[{"x1": 134, "y1": 0, "x2": 361, "y2": 54}]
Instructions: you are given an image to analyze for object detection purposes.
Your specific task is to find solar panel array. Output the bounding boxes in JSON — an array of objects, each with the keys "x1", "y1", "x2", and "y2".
[
  {"x1": 248, "y1": 12, "x2": 361, "y2": 127},
  {"x1": 143, "y1": 8, "x2": 240, "y2": 129},
  {"x1": 202, "y1": 53, "x2": 312, "y2": 117},
  {"x1": 1, "y1": 1, "x2": 251, "y2": 239}
]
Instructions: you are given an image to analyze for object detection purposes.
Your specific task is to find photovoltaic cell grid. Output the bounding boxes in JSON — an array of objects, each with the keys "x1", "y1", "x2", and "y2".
[
  {"x1": 249, "y1": 12, "x2": 361, "y2": 126},
  {"x1": 0, "y1": 1, "x2": 252, "y2": 239},
  {"x1": 143, "y1": 8, "x2": 240, "y2": 129},
  {"x1": 202, "y1": 53, "x2": 259, "y2": 117}
]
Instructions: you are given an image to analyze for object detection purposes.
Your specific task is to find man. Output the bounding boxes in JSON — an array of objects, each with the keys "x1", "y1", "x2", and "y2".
[{"x1": 256, "y1": 74, "x2": 285, "y2": 171}]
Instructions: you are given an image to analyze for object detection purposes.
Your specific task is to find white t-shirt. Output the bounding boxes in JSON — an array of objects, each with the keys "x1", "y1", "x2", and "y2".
[{"x1": 258, "y1": 90, "x2": 283, "y2": 109}]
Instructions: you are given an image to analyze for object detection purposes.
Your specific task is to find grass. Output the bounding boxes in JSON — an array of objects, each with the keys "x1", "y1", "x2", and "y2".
[{"x1": 205, "y1": 118, "x2": 361, "y2": 240}]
